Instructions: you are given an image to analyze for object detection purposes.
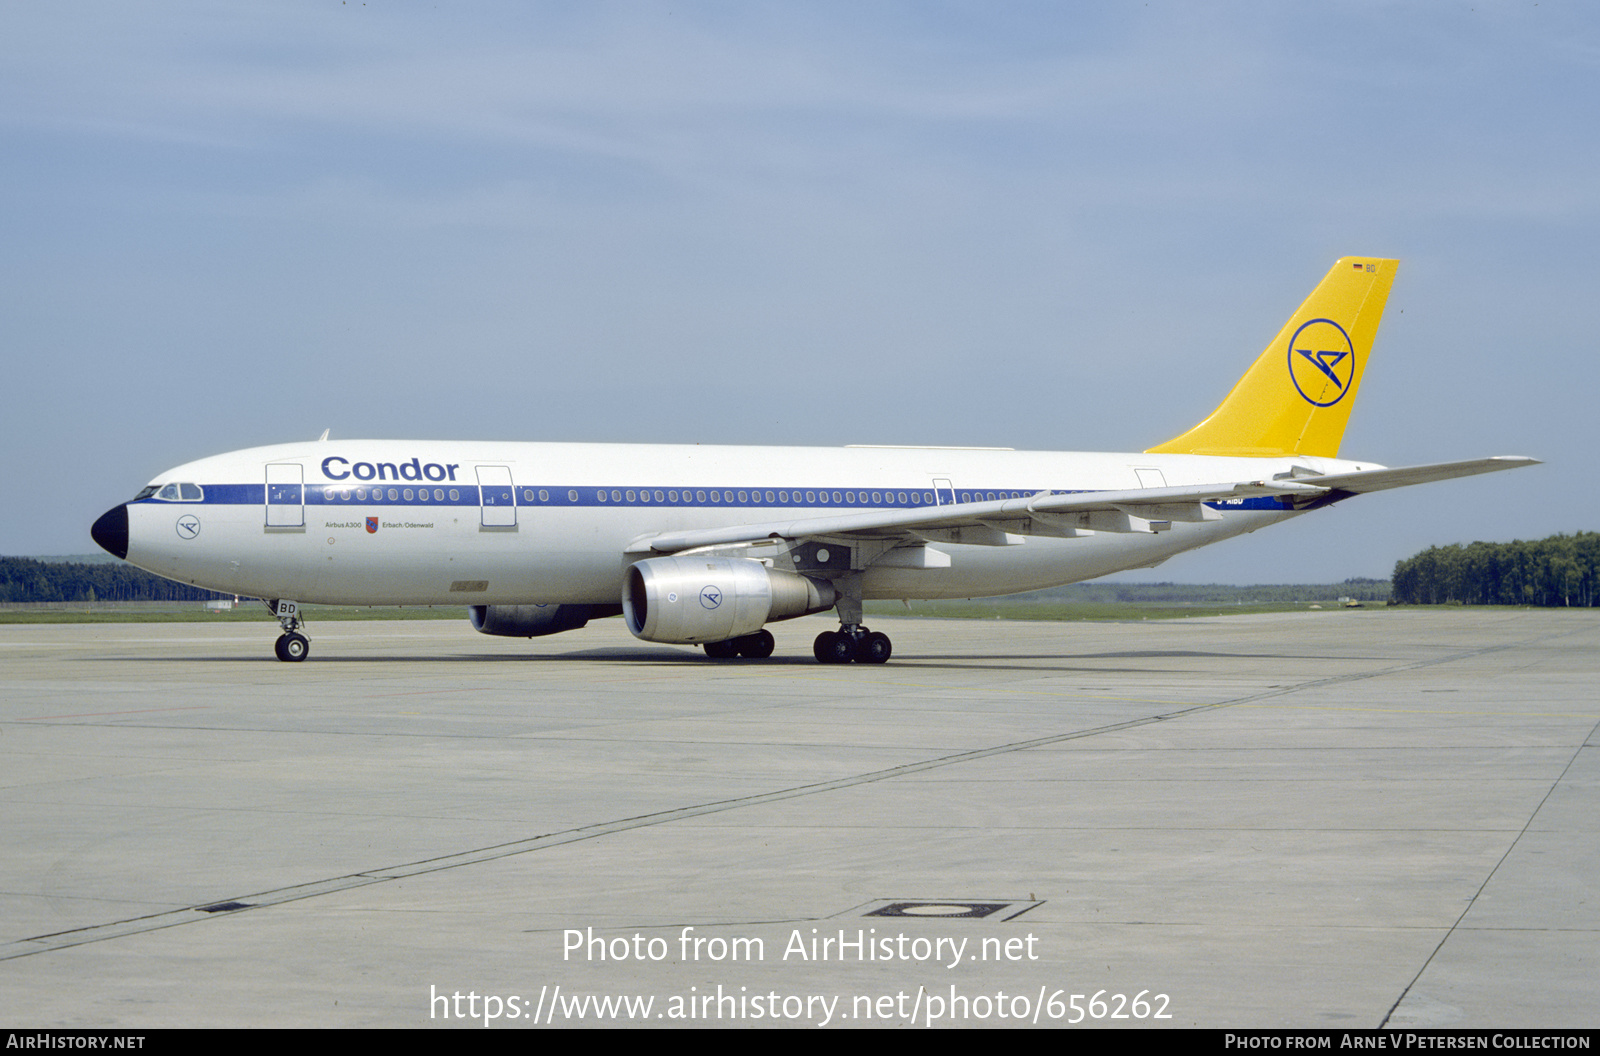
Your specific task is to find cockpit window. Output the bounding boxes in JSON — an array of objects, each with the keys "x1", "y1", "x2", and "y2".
[
  {"x1": 151, "y1": 483, "x2": 204, "y2": 501},
  {"x1": 134, "y1": 486, "x2": 158, "y2": 501}
]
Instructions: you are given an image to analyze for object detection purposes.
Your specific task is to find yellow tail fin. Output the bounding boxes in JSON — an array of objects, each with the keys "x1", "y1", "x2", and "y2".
[{"x1": 1146, "y1": 257, "x2": 1397, "y2": 458}]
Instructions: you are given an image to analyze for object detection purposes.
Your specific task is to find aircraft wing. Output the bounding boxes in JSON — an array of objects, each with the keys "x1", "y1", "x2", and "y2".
[
  {"x1": 632, "y1": 479, "x2": 1330, "y2": 554},
  {"x1": 631, "y1": 456, "x2": 1540, "y2": 556}
]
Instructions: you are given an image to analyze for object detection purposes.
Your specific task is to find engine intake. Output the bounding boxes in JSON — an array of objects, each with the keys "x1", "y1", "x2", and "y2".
[{"x1": 623, "y1": 557, "x2": 836, "y2": 644}]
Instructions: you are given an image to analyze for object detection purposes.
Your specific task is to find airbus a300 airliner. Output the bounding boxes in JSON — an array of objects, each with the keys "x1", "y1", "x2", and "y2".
[{"x1": 90, "y1": 257, "x2": 1536, "y2": 663}]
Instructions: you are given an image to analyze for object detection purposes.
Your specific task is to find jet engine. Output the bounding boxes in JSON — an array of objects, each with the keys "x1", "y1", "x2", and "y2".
[
  {"x1": 623, "y1": 557, "x2": 836, "y2": 644},
  {"x1": 469, "y1": 603, "x2": 621, "y2": 638}
]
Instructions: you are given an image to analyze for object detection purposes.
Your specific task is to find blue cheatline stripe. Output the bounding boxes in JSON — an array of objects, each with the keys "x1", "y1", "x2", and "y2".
[
  {"x1": 129, "y1": 485, "x2": 1292, "y2": 513},
  {"x1": 135, "y1": 484, "x2": 1074, "y2": 510}
]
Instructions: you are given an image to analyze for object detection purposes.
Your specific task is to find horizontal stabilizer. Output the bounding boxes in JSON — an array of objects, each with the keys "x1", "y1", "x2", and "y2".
[{"x1": 1281, "y1": 455, "x2": 1541, "y2": 496}]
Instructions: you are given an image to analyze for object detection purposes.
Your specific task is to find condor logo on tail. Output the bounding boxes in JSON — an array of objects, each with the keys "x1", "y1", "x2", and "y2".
[{"x1": 1287, "y1": 318, "x2": 1356, "y2": 407}]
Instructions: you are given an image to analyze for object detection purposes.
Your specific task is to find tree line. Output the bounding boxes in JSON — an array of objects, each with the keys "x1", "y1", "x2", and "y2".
[
  {"x1": 1391, "y1": 533, "x2": 1600, "y2": 607},
  {"x1": 0, "y1": 557, "x2": 228, "y2": 603}
]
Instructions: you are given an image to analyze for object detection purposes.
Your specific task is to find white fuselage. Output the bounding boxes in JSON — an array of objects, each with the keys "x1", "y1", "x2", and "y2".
[{"x1": 119, "y1": 440, "x2": 1358, "y2": 606}]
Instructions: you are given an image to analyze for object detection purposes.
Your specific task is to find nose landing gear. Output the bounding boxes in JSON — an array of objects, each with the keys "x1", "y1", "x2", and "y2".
[
  {"x1": 274, "y1": 632, "x2": 310, "y2": 662},
  {"x1": 266, "y1": 599, "x2": 310, "y2": 662}
]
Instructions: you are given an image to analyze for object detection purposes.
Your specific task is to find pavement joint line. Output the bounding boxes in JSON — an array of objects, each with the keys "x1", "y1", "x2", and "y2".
[
  {"x1": 0, "y1": 625, "x2": 1577, "y2": 963},
  {"x1": 1381, "y1": 712, "x2": 1600, "y2": 1029}
]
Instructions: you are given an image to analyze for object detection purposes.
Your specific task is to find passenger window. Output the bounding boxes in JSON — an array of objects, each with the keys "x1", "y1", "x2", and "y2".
[
  {"x1": 449, "y1": 489, "x2": 459, "y2": 501},
  {"x1": 540, "y1": 490, "x2": 550, "y2": 502}
]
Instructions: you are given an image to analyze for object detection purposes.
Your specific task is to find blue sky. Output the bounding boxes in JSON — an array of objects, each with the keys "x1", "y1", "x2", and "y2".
[{"x1": 3, "y1": 2, "x2": 1593, "y2": 582}]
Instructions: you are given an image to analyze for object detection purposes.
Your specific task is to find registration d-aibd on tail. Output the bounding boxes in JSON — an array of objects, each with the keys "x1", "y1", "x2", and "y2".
[{"x1": 91, "y1": 258, "x2": 1536, "y2": 664}]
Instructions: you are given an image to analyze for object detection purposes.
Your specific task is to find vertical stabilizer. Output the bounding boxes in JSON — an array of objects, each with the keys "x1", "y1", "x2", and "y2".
[{"x1": 1146, "y1": 257, "x2": 1397, "y2": 458}]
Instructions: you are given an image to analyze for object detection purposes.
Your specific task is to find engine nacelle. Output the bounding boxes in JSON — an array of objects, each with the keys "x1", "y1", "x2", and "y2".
[
  {"x1": 623, "y1": 557, "x2": 836, "y2": 644},
  {"x1": 469, "y1": 603, "x2": 621, "y2": 638}
]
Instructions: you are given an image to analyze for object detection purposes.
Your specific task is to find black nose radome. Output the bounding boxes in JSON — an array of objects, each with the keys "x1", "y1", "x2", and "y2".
[{"x1": 91, "y1": 504, "x2": 129, "y2": 560}]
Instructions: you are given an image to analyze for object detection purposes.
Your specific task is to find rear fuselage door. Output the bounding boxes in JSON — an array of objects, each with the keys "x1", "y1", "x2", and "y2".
[
  {"x1": 266, "y1": 463, "x2": 304, "y2": 527},
  {"x1": 1134, "y1": 468, "x2": 1168, "y2": 490},
  {"x1": 476, "y1": 466, "x2": 516, "y2": 527}
]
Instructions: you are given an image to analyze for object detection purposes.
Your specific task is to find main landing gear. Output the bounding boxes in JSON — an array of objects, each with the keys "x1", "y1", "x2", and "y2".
[
  {"x1": 267, "y1": 599, "x2": 310, "y2": 663},
  {"x1": 702, "y1": 628, "x2": 775, "y2": 659},
  {"x1": 813, "y1": 626, "x2": 892, "y2": 664},
  {"x1": 700, "y1": 625, "x2": 892, "y2": 663},
  {"x1": 810, "y1": 571, "x2": 891, "y2": 664}
]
